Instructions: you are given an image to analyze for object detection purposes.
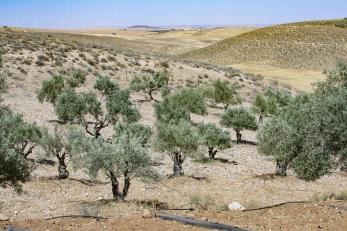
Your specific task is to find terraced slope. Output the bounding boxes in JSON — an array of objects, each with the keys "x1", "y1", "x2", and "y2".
[{"x1": 180, "y1": 20, "x2": 347, "y2": 71}]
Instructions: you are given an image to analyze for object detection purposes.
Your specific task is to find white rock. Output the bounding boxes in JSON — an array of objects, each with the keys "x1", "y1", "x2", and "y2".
[
  {"x1": 0, "y1": 213, "x2": 9, "y2": 221},
  {"x1": 228, "y1": 202, "x2": 245, "y2": 211},
  {"x1": 142, "y1": 209, "x2": 153, "y2": 219}
]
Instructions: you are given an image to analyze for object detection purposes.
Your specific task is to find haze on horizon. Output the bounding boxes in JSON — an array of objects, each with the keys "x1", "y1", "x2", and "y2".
[{"x1": 0, "y1": 0, "x2": 346, "y2": 29}]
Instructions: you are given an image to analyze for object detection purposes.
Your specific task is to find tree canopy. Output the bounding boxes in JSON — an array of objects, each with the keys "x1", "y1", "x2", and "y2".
[
  {"x1": 204, "y1": 80, "x2": 241, "y2": 109},
  {"x1": 220, "y1": 107, "x2": 258, "y2": 143},
  {"x1": 130, "y1": 70, "x2": 169, "y2": 100},
  {"x1": 258, "y1": 62, "x2": 347, "y2": 180}
]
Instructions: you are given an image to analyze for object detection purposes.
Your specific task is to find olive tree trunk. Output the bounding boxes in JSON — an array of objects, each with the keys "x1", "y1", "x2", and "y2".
[
  {"x1": 208, "y1": 147, "x2": 218, "y2": 159},
  {"x1": 110, "y1": 171, "x2": 131, "y2": 201},
  {"x1": 235, "y1": 130, "x2": 242, "y2": 144},
  {"x1": 172, "y1": 151, "x2": 184, "y2": 176},
  {"x1": 57, "y1": 153, "x2": 69, "y2": 179},
  {"x1": 275, "y1": 160, "x2": 288, "y2": 177},
  {"x1": 148, "y1": 89, "x2": 154, "y2": 101}
]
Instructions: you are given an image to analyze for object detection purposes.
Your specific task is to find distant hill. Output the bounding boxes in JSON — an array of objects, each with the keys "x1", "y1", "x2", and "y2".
[
  {"x1": 127, "y1": 25, "x2": 163, "y2": 30},
  {"x1": 179, "y1": 19, "x2": 347, "y2": 71}
]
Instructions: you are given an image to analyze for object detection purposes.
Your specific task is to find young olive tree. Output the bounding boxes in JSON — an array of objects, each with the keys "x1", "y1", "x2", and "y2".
[
  {"x1": 130, "y1": 70, "x2": 169, "y2": 100},
  {"x1": 205, "y1": 79, "x2": 241, "y2": 109},
  {"x1": 69, "y1": 122, "x2": 156, "y2": 201},
  {"x1": 39, "y1": 128, "x2": 71, "y2": 179},
  {"x1": 154, "y1": 87, "x2": 207, "y2": 175},
  {"x1": 220, "y1": 107, "x2": 257, "y2": 143},
  {"x1": 155, "y1": 120, "x2": 199, "y2": 176},
  {"x1": 197, "y1": 123, "x2": 231, "y2": 159}
]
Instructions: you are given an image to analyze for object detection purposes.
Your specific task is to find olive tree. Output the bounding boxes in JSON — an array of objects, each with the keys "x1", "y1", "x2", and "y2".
[
  {"x1": 130, "y1": 70, "x2": 169, "y2": 100},
  {"x1": 0, "y1": 107, "x2": 34, "y2": 190},
  {"x1": 154, "y1": 87, "x2": 207, "y2": 175},
  {"x1": 155, "y1": 120, "x2": 199, "y2": 176},
  {"x1": 205, "y1": 80, "x2": 241, "y2": 109},
  {"x1": 257, "y1": 116, "x2": 299, "y2": 176},
  {"x1": 258, "y1": 62, "x2": 347, "y2": 180},
  {"x1": 197, "y1": 123, "x2": 231, "y2": 159},
  {"x1": 0, "y1": 78, "x2": 41, "y2": 160},
  {"x1": 40, "y1": 128, "x2": 70, "y2": 179},
  {"x1": 69, "y1": 122, "x2": 156, "y2": 201},
  {"x1": 220, "y1": 107, "x2": 257, "y2": 143},
  {"x1": 39, "y1": 74, "x2": 139, "y2": 139}
]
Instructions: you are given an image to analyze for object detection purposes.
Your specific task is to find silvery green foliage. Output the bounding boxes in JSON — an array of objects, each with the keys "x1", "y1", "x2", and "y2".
[
  {"x1": 207, "y1": 79, "x2": 241, "y2": 109},
  {"x1": 220, "y1": 107, "x2": 257, "y2": 143},
  {"x1": 154, "y1": 87, "x2": 207, "y2": 124},
  {"x1": 94, "y1": 75, "x2": 119, "y2": 97},
  {"x1": 39, "y1": 128, "x2": 69, "y2": 179},
  {"x1": 170, "y1": 88, "x2": 207, "y2": 115},
  {"x1": 314, "y1": 60, "x2": 347, "y2": 94},
  {"x1": 258, "y1": 62, "x2": 347, "y2": 180},
  {"x1": 130, "y1": 70, "x2": 169, "y2": 100},
  {"x1": 68, "y1": 126, "x2": 156, "y2": 183},
  {"x1": 37, "y1": 70, "x2": 86, "y2": 105},
  {"x1": 257, "y1": 116, "x2": 299, "y2": 163},
  {"x1": 0, "y1": 106, "x2": 36, "y2": 190},
  {"x1": 252, "y1": 88, "x2": 293, "y2": 121},
  {"x1": 114, "y1": 122, "x2": 152, "y2": 147},
  {"x1": 37, "y1": 75, "x2": 65, "y2": 105},
  {"x1": 55, "y1": 88, "x2": 87, "y2": 123},
  {"x1": 66, "y1": 69, "x2": 87, "y2": 88},
  {"x1": 198, "y1": 123, "x2": 231, "y2": 150},
  {"x1": 0, "y1": 106, "x2": 41, "y2": 159},
  {"x1": 106, "y1": 89, "x2": 140, "y2": 124},
  {"x1": 154, "y1": 97, "x2": 190, "y2": 124},
  {"x1": 51, "y1": 75, "x2": 139, "y2": 138},
  {"x1": 155, "y1": 120, "x2": 200, "y2": 159}
]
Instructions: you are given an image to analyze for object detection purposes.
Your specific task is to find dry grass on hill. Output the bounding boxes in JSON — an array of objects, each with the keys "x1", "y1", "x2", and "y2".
[{"x1": 180, "y1": 23, "x2": 347, "y2": 71}]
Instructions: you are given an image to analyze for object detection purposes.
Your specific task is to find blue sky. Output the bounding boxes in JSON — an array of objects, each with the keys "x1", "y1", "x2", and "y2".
[{"x1": 0, "y1": 0, "x2": 346, "y2": 29}]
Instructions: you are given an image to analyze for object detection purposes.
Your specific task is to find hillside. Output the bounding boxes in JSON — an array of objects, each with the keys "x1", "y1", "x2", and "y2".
[{"x1": 180, "y1": 20, "x2": 347, "y2": 71}]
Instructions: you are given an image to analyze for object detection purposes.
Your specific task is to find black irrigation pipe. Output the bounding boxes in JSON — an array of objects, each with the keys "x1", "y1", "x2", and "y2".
[
  {"x1": 242, "y1": 201, "x2": 309, "y2": 212},
  {"x1": 157, "y1": 213, "x2": 250, "y2": 231},
  {"x1": 44, "y1": 215, "x2": 109, "y2": 221}
]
